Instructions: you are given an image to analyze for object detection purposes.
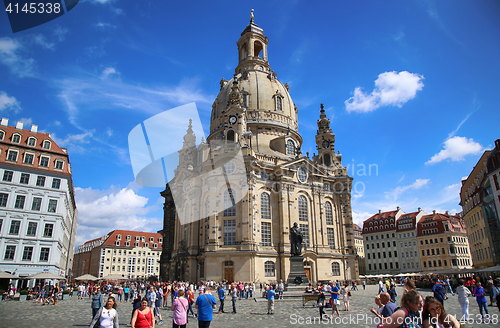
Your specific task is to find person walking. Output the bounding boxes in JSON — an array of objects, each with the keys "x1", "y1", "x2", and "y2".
[
  {"x1": 90, "y1": 296, "x2": 119, "y2": 328},
  {"x1": 342, "y1": 284, "x2": 350, "y2": 311},
  {"x1": 91, "y1": 287, "x2": 104, "y2": 322},
  {"x1": 195, "y1": 287, "x2": 217, "y2": 328},
  {"x1": 266, "y1": 285, "x2": 276, "y2": 315},
  {"x1": 473, "y1": 281, "x2": 490, "y2": 322},
  {"x1": 330, "y1": 283, "x2": 340, "y2": 317},
  {"x1": 217, "y1": 285, "x2": 226, "y2": 313},
  {"x1": 388, "y1": 285, "x2": 397, "y2": 303},
  {"x1": 154, "y1": 287, "x2": 164, "y2": 325},
  {"x1": 445, "y1": 276, "x2": 454, "y2": 296},
  {"x1": 186, "y1": 287, "x2": 196, "y2": 317},
  {"x1": 362, "y1": 280, "x2": 366, "y2": 290},
  {"x1": 317, "y1": 289, "x2": 326, "y2": 318},
  {"x1": 171, "y1": 289, "x2": 188, "y2": 328},
  {"x1": 487, "y1": 276, "x2": 495, "y2": 306},
  {"x1": 231, "y1": 285, "x2": 238, "y2": 313},
  {"x1": 131, "y1": 297, "x2": 154, "y2": 328},
  {"x1": 456, "y1": 279, "x2": 471, "y2": 321},
  {"x1": 277, "y1": 279, "x2": 284, "y2": 300},
  {"x1": 432, "y1": 278, "x2": 445, "y2": 307}
]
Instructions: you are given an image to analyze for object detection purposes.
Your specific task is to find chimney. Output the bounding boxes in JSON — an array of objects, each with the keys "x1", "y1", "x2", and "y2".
[
  {"x1": 1, "y1": 118, "x2": 8, "y2": 126},
  {"x1": 445, "y1": 210, "x2": 449, "y2": 215},
  {"x1": 31, "y1": 124, "x2": 38, "y2": 133},
  {"x1": 16, "y1": 121, "x2": 23, "y2": 130},
  {"x1": 397, "y1": 206, "x2": 400, "y2": 211},
  {"x1": 418, "y1": 207, "x2": 421, "y2": 212},
  {"x1": 379, "y1": 209, "x2": 381, "y2": 214},
  {"x1": 433, "y1": 210, "x2": 436, "y2": 215},
  {"x1": 495, "y1": 139, "x2": 500, "y2": 149}
]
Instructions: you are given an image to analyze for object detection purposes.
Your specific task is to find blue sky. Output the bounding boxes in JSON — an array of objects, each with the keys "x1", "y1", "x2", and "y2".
[{"x1": 1, "y1": 0, "x2": 499, "y2": 246}]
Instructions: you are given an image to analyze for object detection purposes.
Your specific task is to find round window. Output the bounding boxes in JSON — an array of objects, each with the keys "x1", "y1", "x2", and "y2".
[
  {"x1": 224, "y1": 161, "x2": 236, "y2": 175},
  {"x1": 298, "y1": 168, "x2": 307, "y2": 183}
]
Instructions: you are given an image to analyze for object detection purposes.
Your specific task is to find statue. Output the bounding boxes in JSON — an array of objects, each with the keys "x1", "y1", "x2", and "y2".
[{"x1": 290, "y1": 222, "x2": 303, "y2": 256}]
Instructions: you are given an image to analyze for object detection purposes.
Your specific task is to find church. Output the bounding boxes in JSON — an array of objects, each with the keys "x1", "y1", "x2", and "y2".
[{"x1": 160, "y1": 14, "x2": 357, "y2": 284}]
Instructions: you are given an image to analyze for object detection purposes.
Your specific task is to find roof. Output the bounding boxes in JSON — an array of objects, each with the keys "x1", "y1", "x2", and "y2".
[
  {"x1": 101, "y1": 230, "x2": 163, "y2": 249},
  {"x1": 362, "y1": 209, "x2": 400, "y2": 233},
  {"x1": 353, "y1": 223, "x2": 362, "y2": 231},
  {"x1": 416, "y1": 212, "x2": 466, "y2": 236}
]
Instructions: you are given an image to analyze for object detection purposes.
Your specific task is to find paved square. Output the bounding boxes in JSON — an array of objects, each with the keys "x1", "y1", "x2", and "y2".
[{"x1": 0, "y1": 285, "x2": 498, "y2": 327}]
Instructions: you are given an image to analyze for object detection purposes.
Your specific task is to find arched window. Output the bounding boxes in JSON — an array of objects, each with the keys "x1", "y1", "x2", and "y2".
[
  {"x1": 226, "y1": 130, "x2": 235, "y2": 142},
  {"x1": 224, "y1": 189, "x2": 236, "y2": 216},
  {"x1": 261, "y1": 192, "x2": 271, "y2": 219},
  {"x1": 325, "y1": 202, "x2": 333, "y2": 225},
  {"x1": 298, "y1": 196, "x2": 308, "y2": 221},
  {"x1": 332, "y1": 262, "x2": 340, "y2": 276},
  {"x1": 375, "y1": 226, "x2": 378, "y2": 230},
  {"x1": 12, "y1": 133, "x2": 21, "y2": 143},
  {"x1": 264, "y1": 261, "x2": 275, "y2": 277},
  {"x1": 254, "y1": 41, "x2": 263, "y2": 57},
  {"x1": 323, "y1": 153, "x2": 331, "y2": 166},
  {"x1": 276, "y1": 96, "x2": 282, "y2": 111},
  {"x1": 286, "y1": 140, "x2": 295, "y2": 155}
]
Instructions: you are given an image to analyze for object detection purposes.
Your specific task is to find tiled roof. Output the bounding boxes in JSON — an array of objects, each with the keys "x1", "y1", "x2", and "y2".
[{"x1": 102, "y1": 230, "x2": 163, "y2": 249}]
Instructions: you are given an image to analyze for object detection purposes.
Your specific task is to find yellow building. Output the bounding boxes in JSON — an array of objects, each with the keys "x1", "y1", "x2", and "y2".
[
  {"x1": 160, "y1": 16, "x2": 357, "y2": 283},
  {"x1": 353, "y1": 224, "x2": 365, "y2": 275},
  {"x1": 460, "y1": 150, "x2": 498, "y2": 268},
  {"x1": 416, "y1": 212, "x2": 472, "y2": 271}
]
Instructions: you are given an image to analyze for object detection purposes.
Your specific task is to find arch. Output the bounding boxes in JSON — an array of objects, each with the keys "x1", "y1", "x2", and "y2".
[
  {"x1": 325, "y1": 202, "x2": 333, "y2": 225},
  {"x1": 254, "y1": 40, "x2": 263, "y2": 57},
  {"x1": 240, "y1": 43, "x2": 247, "y2": 61},
  {"x1": 286, "y1": 140, "x2": 295, "y2": 155},
  {"x1": 264, "y1": 261, "x2": 275, "y2": 277},
  {"x1": 261, "y1": 192, "x2": 271, "y2": 219},
  {"x1": 323, "y1": 153, "x2": 331, "y2": 166},
  {"x1": 298, "y1": 195, "x2": 308, "y2": 221},
  {"x1": 226, "y1": 129, "x2": 235, "y2": 142},
  {"x1": 224, "y1": 189, "x2": 236, "y2": 216}
]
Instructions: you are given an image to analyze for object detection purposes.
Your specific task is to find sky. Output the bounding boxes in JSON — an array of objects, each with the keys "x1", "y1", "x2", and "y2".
[{"x1": 1, "y1": 0, "x2": 499, "y2": 247}]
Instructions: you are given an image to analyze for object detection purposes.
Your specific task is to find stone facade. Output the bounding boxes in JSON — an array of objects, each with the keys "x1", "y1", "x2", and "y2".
[{"x1": 160, "y1": 17, "x2": 357, "y2": 283}]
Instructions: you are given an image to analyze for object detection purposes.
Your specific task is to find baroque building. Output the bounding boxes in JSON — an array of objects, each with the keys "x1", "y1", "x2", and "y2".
[{"x1": 160, "y1": 16, "x2": 357, "y2": 283}]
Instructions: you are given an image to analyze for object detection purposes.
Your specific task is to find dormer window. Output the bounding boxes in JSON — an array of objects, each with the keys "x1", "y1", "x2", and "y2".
[
  {"x1": 126, "y1": 235, "x2": 131, "y2": 241},
  {"x1": 149, "y1": 237, "x2": 154, "y2": 242},
  {"x1": 141, "y1": 236, "x2": 145, "y2": 242},
  {"x1": 117, "y1": 234, "x2": 121, "y2": 240},
  {"x1": 28, "y1": 137, "x2": 36, "y2": 147},
  {"x1": 43, "y1": 140, "x2": 51, "y2": 150},
  {"x1": 0, "y1": 130, "x2": 5, "y2": 140},
  {"x1": 12, "y1": 134, "x2": 21, "y2": 143}
]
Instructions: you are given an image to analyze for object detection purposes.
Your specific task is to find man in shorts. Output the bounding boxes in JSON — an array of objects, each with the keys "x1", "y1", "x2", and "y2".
[{"x1": 330, "y1": 283, "x2": 340, "y2": 317}]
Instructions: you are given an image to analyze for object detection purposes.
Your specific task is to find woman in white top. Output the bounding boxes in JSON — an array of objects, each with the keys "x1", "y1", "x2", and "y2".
[
  {"x1": 89, "y1": 296, "x2": 119, "y2": 328},
  {"x1": 455, "y1": 279, "x2": 471, "y2": 320},
  {"x1": 342, "y1": 284, "x2": 350, "y2": 311}
]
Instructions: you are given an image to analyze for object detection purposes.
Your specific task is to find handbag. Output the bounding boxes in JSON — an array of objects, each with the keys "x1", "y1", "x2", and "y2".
[{"x1": 348, "y1": 291, "x2": 352, "y2": 297}]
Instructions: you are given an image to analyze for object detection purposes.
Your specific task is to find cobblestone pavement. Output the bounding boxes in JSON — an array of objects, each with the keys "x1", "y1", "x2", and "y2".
[{"x1": 0, "y1": 285, "x2": 499, "y2": 327}]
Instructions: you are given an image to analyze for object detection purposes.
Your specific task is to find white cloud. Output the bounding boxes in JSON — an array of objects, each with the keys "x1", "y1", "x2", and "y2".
[
  {"x1": 385, "y1": 178, "x2": 430, "y2": 202},
  {"x1": 53, "y1": 26, "x2": 69, "y2": 42},
  {"x1": 32, "y1": 34, "x2": 54, "y2": 50},
  {"x1": 352, "y1": 211, "x2": 372, "y2": 226},
  {"x1": 74, "y1": 186, "x2": 162, "y2": 246},
  {"x1": 19, "y1": 117, "x2": 32, "y2": 126},
  {"x1": 96, "y1": 22, "x2": 117, "y2": 29},
  {"x1": 426, "y1": 136, "x2": 483, "y2": 165},
  {"x1": 0, "y1": 91, "x2": 21, "y2": 112},
  {"x1": 0, "y1": 37, "x2": 35, "y2": 77},
  {"x1": 100, "y1": 67, "x2": 119, "y2": 79},
  {"x1": 345, "y1": 71, "x2": 424, "y2": 113}
]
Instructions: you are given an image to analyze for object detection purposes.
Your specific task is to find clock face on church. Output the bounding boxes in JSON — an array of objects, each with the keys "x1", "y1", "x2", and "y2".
[
  {"x1": 229, "y1": 115, "x2": 237, "y2": 124},
  {"x1": 322, "y1": 140, "x2": 330, "y2": 149}
]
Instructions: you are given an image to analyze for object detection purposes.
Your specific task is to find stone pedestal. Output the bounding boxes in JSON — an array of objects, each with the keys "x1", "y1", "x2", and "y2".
[{"x1": 287, "y1": 256, "x2": 309, "y2": 285}]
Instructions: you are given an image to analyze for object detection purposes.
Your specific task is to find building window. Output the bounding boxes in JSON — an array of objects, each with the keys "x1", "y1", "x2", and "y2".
[
  {"x1": 327, "y1": 228, "x2": 335, "y2": 249},
  {"x1": 7, "y1": 150, "x2": 18, "y2": 162},
  {"x1": 4, "y1": 245, "x2": 15, "y2": 260},
  {"x1": 39, "y1": 157, "x2": 49, "y2": 167},
  {"x1": 199, "y1": 260, "x2": 205, "y2": 278},
  {"x1": 22, "y1": 246, "x2": 33, "y2": 261},
  {"x1": 28, "y1": 137, "x2": 36, "y2": 146},
  {"x1": 3, "y1": 170, "x2": 13, "y2": 182},
  {"x1": 276, "y1": 96, "x2": 282, "y2": 111},
  {"x1": 48, "y1": 199, "x2": 57, "y2": 213},
  {"x1": 325, "y1": 202, "x2": 333, "y2": 225},
  {"x1": 52, "y1": 178, "x2": 61, "y2": 189},
  {"x1": 20, "y1": 173, "x2": 30, "y2": 184},
  {"x1": 264, "y1": 261, "x2": 275, "y2": 277},
  {"x1": 43, "y1": 140, "x2": 51, "y2": 149},
  {"x1": 115, "y1": 241, "x2": 120, "y2": 246},
  {"x1": 261, "y1": 192, "x2": 271, "y2": 219},
  {"x1": 36, "y1": 176, "x2": 46, "y2": 187},
  {"x1": 9, "y1": 220, "x2": 20, "y2": 234},
  {"x1": 126, "y1": 235, "x2": 131, "y2": 241},
  {"x1": 14, "y1": 195, "x2": 26, "y2": 209},
  {"x1": 125, "y1": 241, "x2": 130, "y2": 247},
  {"x1": 300, "y1": 224, "x2": 309, "y2": 247},
  {"x1": 297, "y1": 168, "x2": 307, "y2": 183},
  {"x1": 55, "y1": 160, "x2": 64, "y2": 170},
  {"x1": 286, "y1": 140, "x2": 295, "y2": 156},
  {"x1": 31, "y1": 197, "x2": 42, "y2": 211},
  {"x1": 0, "y1": 130, "x2": 3, "y2": 140},
  {"x1": 12, "y1": 134, "x2": 21, "y2": 143},
  {"x1": 261, "y1": 222, "x2": 271, "y2": 246},
  {"x1": 332, "y1": 262, "x2": 340, "y2": 276},
  {"x1": 0, "y1": 193, "x2": 8, "y2": 207},
  {"x1": 43, "y1": 223, "x2": 54, "y2": 237},
  {"x1": 223, "y1": 219, "x2": 236, "y2": 245},
  {"x1": 24, "y1": 153, "x2": 34, "y2": 165},
  {"x1": 223, "y1": 189, "x2": 236, "y2": 216},
  {"x1": 26, "y1": 222, "x2": 37, "y2": 236},
  {"x1": 298, "y1": 196, "x2": 308, "y2": 221},
  {"x1": 40, "y1": 247, "x2": 50, "y2": 261}
]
